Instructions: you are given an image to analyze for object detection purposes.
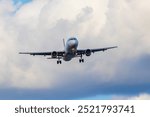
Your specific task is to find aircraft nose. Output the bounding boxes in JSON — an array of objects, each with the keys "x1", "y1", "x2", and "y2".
[{"x1": 70, "y1": 40, "x2": 76, "y2": 47}]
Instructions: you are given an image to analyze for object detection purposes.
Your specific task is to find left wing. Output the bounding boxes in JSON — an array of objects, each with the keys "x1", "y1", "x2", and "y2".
[{"x1": 77, "y1": 46, "x2": 117, "y2": 55}]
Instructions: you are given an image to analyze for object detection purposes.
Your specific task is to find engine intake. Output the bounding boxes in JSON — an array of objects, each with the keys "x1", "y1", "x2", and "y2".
[
  {"x1": 52, "y1": 51, "x2": 57, "y2": 58},
  {"x1": 85, "y1": 49, "x2": 91, "y2": 56}
]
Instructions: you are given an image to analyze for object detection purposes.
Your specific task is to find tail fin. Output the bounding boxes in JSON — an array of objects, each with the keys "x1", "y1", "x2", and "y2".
[{"x1": 63, "y1": 38, "x2": 65, "y2": 47}]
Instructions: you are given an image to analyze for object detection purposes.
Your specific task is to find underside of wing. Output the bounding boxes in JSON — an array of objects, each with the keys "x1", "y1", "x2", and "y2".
[
  {"x1": 19, "y1": 52, "x2": 51, "y2": 56},
  {"x1": 77, "y1": 46, "x2": 117, "y2": 56},
  {"x1": 91, "y1": 46, "x2": 118, "y2": 53}
]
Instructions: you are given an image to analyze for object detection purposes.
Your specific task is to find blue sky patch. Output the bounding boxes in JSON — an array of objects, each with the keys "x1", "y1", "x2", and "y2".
[{"x1": 13, "y1": 0, "x2": 32, "y2": 5}]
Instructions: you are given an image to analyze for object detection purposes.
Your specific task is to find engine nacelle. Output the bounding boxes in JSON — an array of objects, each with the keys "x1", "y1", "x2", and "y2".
[
  {"x1": 52, "y1": 51, "x2": 57, "y2": 58},
  {"x1": 85, "y1": 49, "x2": 91, "y2": 56}
]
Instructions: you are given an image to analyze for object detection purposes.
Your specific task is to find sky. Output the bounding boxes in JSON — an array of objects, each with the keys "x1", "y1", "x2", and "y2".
[
  {"x1": 13, "y1": 0, "x2": 31, "y2": 4},
  {"x1": 0, "y1": 0, "x2": 150, "y2": 100}
]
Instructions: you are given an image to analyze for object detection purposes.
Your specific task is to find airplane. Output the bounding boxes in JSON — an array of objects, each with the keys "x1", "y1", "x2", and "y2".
[{"x1": 19, "y1": 37, "x2": 117, "y2": 64}]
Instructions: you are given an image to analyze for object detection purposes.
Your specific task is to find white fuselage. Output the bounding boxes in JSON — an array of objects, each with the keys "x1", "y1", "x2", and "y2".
[{"x1": 63, "y1": 37, "x2": 78, "y2": 61}]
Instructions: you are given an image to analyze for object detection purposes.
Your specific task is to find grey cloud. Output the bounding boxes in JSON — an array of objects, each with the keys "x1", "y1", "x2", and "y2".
[
  {"x1": 1, "y1": 54, "x2": 150, "y2": 99},
  {"x1": 76, "y1": 6, "x2": 93, "y2": 23}
]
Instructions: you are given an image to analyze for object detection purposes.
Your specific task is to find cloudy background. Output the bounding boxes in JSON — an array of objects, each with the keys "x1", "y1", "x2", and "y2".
[{"x1": 0, "y1": 0, "x2": 150, "y2": 99}]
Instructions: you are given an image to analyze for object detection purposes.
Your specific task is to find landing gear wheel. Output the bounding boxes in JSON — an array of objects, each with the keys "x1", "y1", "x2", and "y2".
[
  {"x1": 57, "y1": 61, "x2": 59, "y2": 64},
  {"x1": 57, "y1": 60, "x2": 62, "y2": 64},
  {"x1": 79, "y1": 59, "x2": 84, "y2": 63}
]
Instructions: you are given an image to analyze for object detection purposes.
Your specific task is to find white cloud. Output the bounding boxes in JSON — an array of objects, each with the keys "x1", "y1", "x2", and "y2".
[
  {"x1": 100, "y1": 0, "x2": 150, "y2": 58},
  {"x1": 113, "y1": 93, "x2": 150, "y2": 100},
  {"x1": 0, "y1": 0, "x2": 110, "y2": 89},
  {"x1": 129, "y1": 93, "x2": 150, "y2": 100}
]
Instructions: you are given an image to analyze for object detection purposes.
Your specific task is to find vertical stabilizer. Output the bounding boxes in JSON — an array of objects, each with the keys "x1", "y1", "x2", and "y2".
[{"x1": 63, "y1": 38, "x2": 65, "y2": 48}]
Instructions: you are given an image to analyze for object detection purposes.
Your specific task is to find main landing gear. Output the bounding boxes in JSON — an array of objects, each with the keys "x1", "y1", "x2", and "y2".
[
  {"x1": 57, "y1": 60, "x2": 62, "y2": 64},
  {"x1": 79, "y1": 59, "x2": 84, "y2": 63},
  {"x1": 79, "y1": 54, "x2": 84, "y2": 63}
]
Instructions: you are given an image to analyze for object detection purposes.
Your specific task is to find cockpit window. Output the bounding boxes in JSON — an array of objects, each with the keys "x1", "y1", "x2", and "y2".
[{"x1": 68, "y1": 38, "x2": 76, "y2": 41}]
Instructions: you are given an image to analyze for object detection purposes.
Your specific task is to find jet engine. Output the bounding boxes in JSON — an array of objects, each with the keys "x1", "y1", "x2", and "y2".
[
  {"x1": 52, "y1": 51, "x2": 57, "y2": 58},
  {"x1": 85, "y1": 49, "x2": 91, "y2": 56}
]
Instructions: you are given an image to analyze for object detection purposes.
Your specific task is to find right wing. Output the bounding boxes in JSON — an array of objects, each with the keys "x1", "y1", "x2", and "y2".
[
  {"x1": 19, "y1": 51, "x2": 65, "y2": 59},
  {"x1": 19, "y1": 52, "x2": 52, "y2": 56}
]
